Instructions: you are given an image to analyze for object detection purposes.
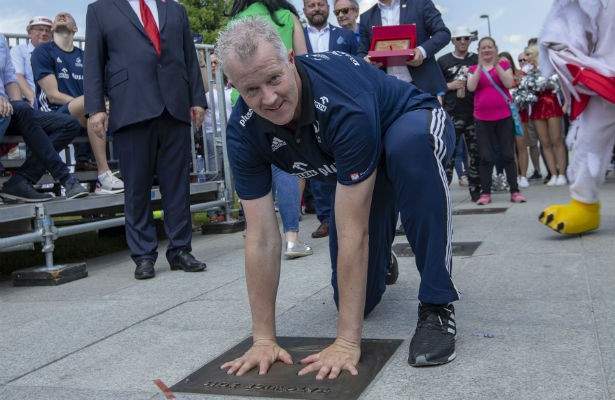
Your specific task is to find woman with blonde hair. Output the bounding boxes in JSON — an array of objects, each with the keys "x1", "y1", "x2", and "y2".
[
  {"x1": 467, "y1": 37, "x2": 526, "y2": 205},
  {"x1": 525, "y1": 44, "x2": 567, "y2": 186}
]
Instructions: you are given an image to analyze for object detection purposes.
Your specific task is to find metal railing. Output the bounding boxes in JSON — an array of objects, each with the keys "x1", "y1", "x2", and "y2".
[
  {"x1": 0, "y1": 36, "x2": 238, "y2": 268},
  {"x1": 0, "y1": 33, "x2": 85, "y2": 49}
]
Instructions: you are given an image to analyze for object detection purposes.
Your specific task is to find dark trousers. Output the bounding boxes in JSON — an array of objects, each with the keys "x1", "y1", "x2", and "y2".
[
  {"x1": 475, "y1": 117, "x2": 518, "y2": 194},
  {"x1": 311, "y1": 177, "x2": 335, "y2": 224},
  {"x1": 329, "y1": 109, "x2": 458, "y2": 317},
  {"x1": 75, "y1": 128, "x2": 94, "y2": 162},
  {"x1": 446, "y1": 116, "x2": 481, "y2": 197},
  {"x1": 5, "y1": 101, "x2": 80, "y2": 186},
  {"x1": 114, "y1": 112, "x2": 192, "y2": 264}
]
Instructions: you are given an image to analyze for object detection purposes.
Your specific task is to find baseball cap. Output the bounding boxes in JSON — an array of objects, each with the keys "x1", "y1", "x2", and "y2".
[
  {"x1": 27, "y1": 16, "x2": 53, "y2": 30},
  {"x1": 451, "y1": 26, "x2": 473, "y2": 39}
]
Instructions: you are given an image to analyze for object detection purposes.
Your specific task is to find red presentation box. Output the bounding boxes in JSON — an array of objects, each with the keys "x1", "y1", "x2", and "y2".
[{"x1": 368, "y1": 24, "x2": 417, "y2": 67}]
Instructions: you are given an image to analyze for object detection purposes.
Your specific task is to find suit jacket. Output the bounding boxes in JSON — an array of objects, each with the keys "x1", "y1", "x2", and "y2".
[
  {"x1": 357, "y1": 0, "x2": 450, "y2": 96},
  {"x1": 303, "y1": 24, "x2": 358, "y2": 55},
  {"x1": 84, "y1": 0, "x2": 207, "y2": 134}
]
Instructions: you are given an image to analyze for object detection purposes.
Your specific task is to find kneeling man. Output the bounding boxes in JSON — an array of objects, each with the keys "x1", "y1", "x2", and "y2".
[{"x1": 218, "y1": 18, "x2": 459, "y2": 379}]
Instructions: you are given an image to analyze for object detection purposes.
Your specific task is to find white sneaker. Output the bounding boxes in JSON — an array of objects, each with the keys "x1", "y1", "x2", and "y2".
[
  {"x1": 95, "y1": 170, "x2": 124, "y2": 194},
  {"x1": 546, "y1": 175, "x2": 558, "y2": 186},
  {"x1": 555, "y1": 175, "x2": 567, "y2": 186},
  {"x1": 518, "y1": 176, "x2": 530, "y2": 188},
  {"x1": 284, "y1": 241, "x2": 313, "y2": 259},
  {"x1": 458, "y1": 176, "x2": 469, "y2": 187}
]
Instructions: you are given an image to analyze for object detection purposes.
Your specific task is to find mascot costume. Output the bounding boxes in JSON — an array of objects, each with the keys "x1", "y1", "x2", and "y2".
[{"x1": 538, "y1": 0, "x2": 615, "y2": 234}]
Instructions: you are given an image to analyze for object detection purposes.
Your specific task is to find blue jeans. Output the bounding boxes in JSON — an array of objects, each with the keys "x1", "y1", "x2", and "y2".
[
  {"x1": 311, "y1": 177, "x2": 336, "y2": 224},
  {"x1": 0, "y1": 116, "x2": 9, "y2": 173},
  {"x1": 271, "y1": 165, "x2": 300, "y2": 233},
  {"x1": 4, "y1": 101, "x2": 81, "y2": 186},
  {"x1": 0, "y1": 116, "x2": 9, "y2": 139}
]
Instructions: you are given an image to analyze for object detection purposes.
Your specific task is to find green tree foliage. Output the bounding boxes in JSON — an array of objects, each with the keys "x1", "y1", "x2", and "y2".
[{"x1": 180, "y1": 0, "x2": 231, "y2": 44}]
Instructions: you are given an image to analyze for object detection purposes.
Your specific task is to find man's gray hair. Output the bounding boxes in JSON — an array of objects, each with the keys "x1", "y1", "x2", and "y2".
[
  {"x1": 215, "y1": 17, "x2": 288, "y2": 69},
  {"x1": 333, "y1": 0, "x2": 359, "y2": 9}
]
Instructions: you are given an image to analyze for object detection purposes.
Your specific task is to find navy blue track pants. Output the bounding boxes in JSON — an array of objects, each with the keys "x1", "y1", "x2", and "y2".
[{"x1": 329, "y1": 108, "x2": 459, "y2": 316}]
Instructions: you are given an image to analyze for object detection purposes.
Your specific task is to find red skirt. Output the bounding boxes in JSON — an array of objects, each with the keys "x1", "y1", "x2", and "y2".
[
  {"x1": 520, "y1": 109, "x2": 529, "y2": 124},
  {"x1": 530, "y1": 91, "x2": 563, "y2": 120}
]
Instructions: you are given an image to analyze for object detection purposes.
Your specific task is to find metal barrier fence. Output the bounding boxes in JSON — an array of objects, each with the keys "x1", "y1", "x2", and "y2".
[
  {"x1": 0, "y1": 36, "x2": 237, "y2": 271},
  {"x1": 1, "y1": 33, "x2": 85, "y2": 49}
]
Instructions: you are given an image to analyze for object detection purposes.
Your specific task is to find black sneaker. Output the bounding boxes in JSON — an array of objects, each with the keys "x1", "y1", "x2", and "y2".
[
  {"x1": 0, "y1": 179, "x2": 53, "y2": 203},
  {"x1": 529, "y1": 170, "x2": 542, "y2": 180},
  {"x1": 408, "y1": 303, "x2": 456, "y2": 367},
  {"x1": 64, "y1": 177, "x2": 89, "y2": 199}
]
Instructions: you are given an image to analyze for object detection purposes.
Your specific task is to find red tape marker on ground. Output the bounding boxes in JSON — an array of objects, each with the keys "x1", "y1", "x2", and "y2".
[{"x1": 153, "y1": 379, "x2": 177, "y2": 400}]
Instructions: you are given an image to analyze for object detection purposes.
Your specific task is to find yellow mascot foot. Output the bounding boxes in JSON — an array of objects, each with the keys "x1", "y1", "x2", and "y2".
[{"x1": 538, "y1": 199, "x2": 600, "y2": 235}]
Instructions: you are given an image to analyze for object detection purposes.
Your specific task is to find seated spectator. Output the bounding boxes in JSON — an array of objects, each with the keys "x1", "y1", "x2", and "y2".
[
  {"x1": 0, "y1": 34, "x2": 87, "y2": 202},
  {"x1": 32, "y1": 12, "x2": 124, "y2": 194},
  {"x1": 10, "y1": 16, "x2": 52, "y2": 107}
]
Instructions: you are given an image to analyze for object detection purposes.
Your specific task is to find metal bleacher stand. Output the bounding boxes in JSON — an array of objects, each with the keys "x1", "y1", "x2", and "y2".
[{"x1": 0, "y1": 36, "x2": 243, "y2": 285}]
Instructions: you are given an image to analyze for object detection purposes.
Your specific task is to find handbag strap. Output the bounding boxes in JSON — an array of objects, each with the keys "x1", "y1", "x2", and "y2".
[{"x1": 481, "y1": 66, "x2": 512, "y2": 105}]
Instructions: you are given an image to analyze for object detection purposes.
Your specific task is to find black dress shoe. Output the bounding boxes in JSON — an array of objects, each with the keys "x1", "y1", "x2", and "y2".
[
  {"x1": 134, "y1": 260, "x2": 155, "y2": 280},
  {"x1": 170, "y1": 250, "x2": 207, "y2": 272}
]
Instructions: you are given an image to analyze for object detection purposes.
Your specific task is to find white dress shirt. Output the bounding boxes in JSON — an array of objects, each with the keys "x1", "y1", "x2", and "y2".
[
  {"x1": 127, "y1": 0, "x2": 160, "y2": 27},
  {"x1": 10, "y1": 42, "x2": 35, "y2": 92},
  {"x1": 307, "y1": 24, "x2": 331, "y2": 53},
  {"x1": 377, "y1": 0, "x2": 428, "y2": 84}
]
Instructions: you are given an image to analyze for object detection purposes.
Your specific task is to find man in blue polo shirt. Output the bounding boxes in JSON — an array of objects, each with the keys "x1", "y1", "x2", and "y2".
[
  {"x1": 217, "y1": 18, "x2": 458, "y2": 379},
  {"x1": 31, "y1": 12, "x2": 123, "y2": 194}
]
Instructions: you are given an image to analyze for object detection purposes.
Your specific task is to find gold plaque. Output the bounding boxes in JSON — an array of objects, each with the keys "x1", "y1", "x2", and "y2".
[{"x1": 374, "y1": 39, "x2": 411, "y2": 52}]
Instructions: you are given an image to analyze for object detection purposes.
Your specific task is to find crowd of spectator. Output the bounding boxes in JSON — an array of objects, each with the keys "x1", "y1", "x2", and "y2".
[
  {"x1": 0, "y1": 12, "x2": 123, "y2": 203},
  {"x1": 0, "y1": 0, "x2": 586, "y2": 275}
]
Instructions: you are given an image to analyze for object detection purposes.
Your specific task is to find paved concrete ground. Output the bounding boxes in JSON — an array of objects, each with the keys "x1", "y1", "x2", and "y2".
[{"x1": 1, "y1": 176, "x2": 614, "y2": 400}]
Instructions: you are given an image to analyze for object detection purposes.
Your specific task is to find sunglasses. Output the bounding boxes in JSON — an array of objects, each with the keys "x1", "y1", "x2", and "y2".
[
  {"x1": 334, "y1": 7, "x2": 357, "y2": 16},
  {"x1": 454, "y1": 36, "x2": 470, "y2": 42},
  {"x1": 518, "y1": 58, "x2": 528, "y2": 63}
]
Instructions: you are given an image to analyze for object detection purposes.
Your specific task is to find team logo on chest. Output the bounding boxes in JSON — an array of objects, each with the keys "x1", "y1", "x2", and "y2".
[
  {"x1": 58, "y1": 67, "x2": 69, "y2": 79},
  {"x1": 271, "y1": 137, "x2": 287, "y2": 152},
  {"x1": 75, "y1": 57, "x2": 83, "y2": 68},
  {"x1": 314, "y1": 96, "x2": 329, "y2": 112}
]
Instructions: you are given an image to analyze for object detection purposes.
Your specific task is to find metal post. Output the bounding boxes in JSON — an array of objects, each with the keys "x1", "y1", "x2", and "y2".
[
  {"x1": 480, "y1": 14, "x2": 492, "y2": 37},
  {"x1": 204, "y1": 49, "x2": 218, "y2": 175},
  {"x1": 216, "y1": 61, "x2": 234, "y2": 222},
  {"x1": 35, "y1": 205, "x2": 57, "y2": 270}
]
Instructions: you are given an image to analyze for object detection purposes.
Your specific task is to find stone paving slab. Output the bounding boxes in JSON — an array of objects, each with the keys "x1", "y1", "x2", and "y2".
[
  {"x1": 1, "y1": 179, "x2": 614, "y2": 400},
  {"x1": 0, "y1": 386, "x2": 155, "y2": 400}
]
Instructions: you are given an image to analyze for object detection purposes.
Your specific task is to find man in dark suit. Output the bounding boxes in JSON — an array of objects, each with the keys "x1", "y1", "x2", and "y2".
[
  {"x1": 357, "y1": 0, "x2": 450, "y2": 96},
  {"x1": 84, "y1": 0, "x2": 208, "y2": 280},
  {"x1": 303, "y1": 0, "x2": 358, "y2": 55}
]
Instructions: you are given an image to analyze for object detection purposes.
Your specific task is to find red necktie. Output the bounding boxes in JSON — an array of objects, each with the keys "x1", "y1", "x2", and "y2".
[{"x1": 139, "y1": 0, "x2": 161, "y2": 56}]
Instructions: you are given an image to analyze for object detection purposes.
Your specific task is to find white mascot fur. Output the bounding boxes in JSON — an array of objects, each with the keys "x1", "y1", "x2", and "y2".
[{"x1": 538, "y1": 0, "x2": 615, "y2": 234}]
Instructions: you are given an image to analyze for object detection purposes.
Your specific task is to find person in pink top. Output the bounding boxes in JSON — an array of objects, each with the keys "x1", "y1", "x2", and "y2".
[{"x1": 467, "y1": 37, "x2": 526, "y2": 205}]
